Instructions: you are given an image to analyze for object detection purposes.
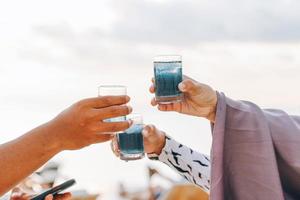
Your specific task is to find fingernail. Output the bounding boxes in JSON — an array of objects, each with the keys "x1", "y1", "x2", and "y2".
[
  {"x1": 125, "y1": 96, "x2": 130, "y2": 101},
  {"x1": 178, "y1": 83, "x2": 186, "y2": 91},
  {"x1": 11, "y1": 193, "x2": 21, "y2": 198},
  {"x1": 128, "y1": 119, "x2": 133, "y2": 126},
  {"x1": 127, "y1": 106, "x2": 133, "y2": 113},
  {"x1": 142, "y1": 128, "x2": 149, "y2": 136},
  {"x1": 45, "y1": 194, "x2": 53, "y2": 200}
]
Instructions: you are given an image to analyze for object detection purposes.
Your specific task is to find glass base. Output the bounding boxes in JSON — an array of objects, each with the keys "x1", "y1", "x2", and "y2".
[
  {"x1": 120, "y1": 152, "x2": 145, "y2": 161},
  {"x1": 155, "y1": 94, "x2": 183, "y2": 104}
]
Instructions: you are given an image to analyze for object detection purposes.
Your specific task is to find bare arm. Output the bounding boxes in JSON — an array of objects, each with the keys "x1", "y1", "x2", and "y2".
[
  {"x1": 0, "y1": 95, "x2": 132, "y2": 195},
  {"x1": 0, "y1": 123, "x2": 62, "y2": 195}
]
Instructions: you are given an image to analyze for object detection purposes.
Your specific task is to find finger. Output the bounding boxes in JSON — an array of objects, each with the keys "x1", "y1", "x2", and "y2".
[
  {"x1": 142, "y1": 125, "x2": 155, "y2": 138},
  {"x1": 162, "y1": 102, "x2": 182, "y2": 112},
  {"x1": 157, "y1": 104, "x2": 176, "y2": 112},
  {"x1": 45, "y1": 194, "x2": 53, "y2": 200},
  {"x1": 11, "y1": 188, "x2": 21, "y2": 194},
  {"x1": 93, "y1": 134, "x2": 114, "y2": 143},
  {"x1": 151, "y1": 77, "x2": 155, "y2": 83},
  {"x1": 97, "y1": 121, "x2": 132, "y2": 132},
  {"x1": 151, "y1": 98, "x2": 158, "y2": 106},
  {"x1": 54, "y1": 193, "x2": 72, "y2": 200},
  {"x1": 149, "y1": 84, "x2": 155, "y2": 94},
  {"x1": 10, "y1": 188, "x2": 27, "y2": 200},
  {"x1": 178, "y1": 79, "x2": 201, "y2": 96},
  {"x1": 11, "y1": 195, "x2": 30, "y2": 200},
  {"x1": 82, "y1": 96, "x2": 130, "y2": 108},
  {"x1": 11, "y1": 188, "x2": 22, "y2": 198},
  {"x1": 111, "y1": 137, "x2": 121, "y2": 157},
  {"x1": 90, "y1": 105, "x2": 132, "y2": 120},
  {"x1": 11, "y1": 192, "x2": 22, "y2": 200}
]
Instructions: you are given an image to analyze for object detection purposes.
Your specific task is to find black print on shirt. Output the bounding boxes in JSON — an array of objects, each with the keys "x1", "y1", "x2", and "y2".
[
  {"x1": 193, "y1": 160, "x2": 209, "y2": 167},
  {"x1": 171, "y1": 150, "x2": 181, "y2": 165},
  {"x1": 167, "y1": 159, "x2": 191, "y2": 175},
  {"x1": 159, "y1": 138, "x2": 211, "y2": 193}
]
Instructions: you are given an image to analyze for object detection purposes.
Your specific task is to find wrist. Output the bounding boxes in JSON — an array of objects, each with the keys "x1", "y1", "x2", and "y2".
[
  {"x1": 42, "y1": 121, "x2": 66, "y2": 153},
  {"x1": 206, "y1": 91, "x2": 217, "y2": 123},
  {"x1": 153, "y1": 132, "x2": 166, "y2": 155}
]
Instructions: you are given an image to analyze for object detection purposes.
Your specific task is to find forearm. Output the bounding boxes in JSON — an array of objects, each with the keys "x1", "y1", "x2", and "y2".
[
  {"x1": 0, "y1": 122, "x2": 62, "y2": 195},
  {"x1": 158, "y1": 137, "x2": 211, "y2": 193}
]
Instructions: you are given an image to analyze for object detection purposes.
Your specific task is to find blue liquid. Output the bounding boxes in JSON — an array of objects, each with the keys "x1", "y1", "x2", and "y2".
[
  {"x1": 104, "y1": 116, "x2": 126, "y2": 123},
  {"x1": 118, "y1": 124, "x2": 144, "y2": 154},
  {"x1": 154, "y1": 61, "x2": 182, "y2": 97}
]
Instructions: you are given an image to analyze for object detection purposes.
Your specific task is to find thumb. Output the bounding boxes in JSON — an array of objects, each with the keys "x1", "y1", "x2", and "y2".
[
  {"x1": 45, "y1": 194, "x2": 53, "y2": 200},
  {"x1": 11, "y1": 188, "x2": 23, "y2": 200},
  {"x1": 142, "y1": 125, "x2": 156, "y2": 138},
  {"x1": 178, "y1": 79, "x2": 202, "y2": 96}
]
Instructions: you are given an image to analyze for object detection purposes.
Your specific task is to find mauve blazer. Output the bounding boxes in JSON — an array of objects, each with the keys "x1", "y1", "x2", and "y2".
[{"x1": 210, "y1": 93, "x2": 300, "y2": 200}]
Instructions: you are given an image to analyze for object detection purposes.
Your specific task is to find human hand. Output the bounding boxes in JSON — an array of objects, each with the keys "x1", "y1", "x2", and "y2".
[
  {"x1": 10, "y1": 188, "x2": 71, "y2": 200},
  {"x1": 150, "y1": 75, "x2": 217, "y2": 122},
  {"x1": 47, "y1": 95, "x2": 133, "y2": 151},
  {"x1": 111, "y1": 124, "x2": 166, "y2": 157}
]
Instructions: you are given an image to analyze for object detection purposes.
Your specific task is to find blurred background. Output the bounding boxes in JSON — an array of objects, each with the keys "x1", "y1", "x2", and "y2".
[{"x1": 0, "y1": 0, "x2": 299, "y2": 199}]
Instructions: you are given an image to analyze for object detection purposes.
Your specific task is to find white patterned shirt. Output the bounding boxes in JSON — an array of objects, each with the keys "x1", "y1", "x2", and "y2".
[{"x1": 157, "y1": 136, "x2": 211, "y2": 193}]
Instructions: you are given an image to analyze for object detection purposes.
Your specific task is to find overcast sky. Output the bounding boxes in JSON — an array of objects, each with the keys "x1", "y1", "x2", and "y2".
[{"x1": 0, "y1": 0, "x2": 300, "y2": 199}]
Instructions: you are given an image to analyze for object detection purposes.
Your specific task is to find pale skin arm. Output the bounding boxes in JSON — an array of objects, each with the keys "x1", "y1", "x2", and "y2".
[{"x1": 0, "y1": 95, "x2": 133, "y2": 195}]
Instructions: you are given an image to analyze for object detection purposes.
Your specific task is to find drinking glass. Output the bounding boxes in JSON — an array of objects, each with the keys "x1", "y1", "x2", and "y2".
[
  {"x1": 98, "y1": 85, "x2": 127, "y2": 122},
  {"x1": 153, "y1": 55, "x2": 183, "y2": 104},
  {"x1": 117, "y1": 114, "x2": 144, "y2": 161}
]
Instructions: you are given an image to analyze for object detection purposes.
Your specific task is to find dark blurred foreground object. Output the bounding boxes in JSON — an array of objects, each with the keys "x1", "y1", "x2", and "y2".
[{"x1": 16, "y1": 162, "x2": 99, "y2": 200}]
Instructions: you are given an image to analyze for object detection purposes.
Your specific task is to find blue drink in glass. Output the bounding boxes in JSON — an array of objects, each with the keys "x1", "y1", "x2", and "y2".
[
  {"x1": 154, "y1": 55, "x2": 183, "y2": 104},
  {"x1": 117, "y1": 114, "x2": 144, "y2": 161},
  {"x1": 118, "y1": 124, "x2": 144, "y2": 160}
]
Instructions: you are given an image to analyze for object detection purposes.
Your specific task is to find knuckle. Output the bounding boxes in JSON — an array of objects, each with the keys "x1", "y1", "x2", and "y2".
[
  {"x1": 111, "y1": 125, "x2": 119, "y2": 132},
  {"x1": 88, "y1": 123, "x2": 100, "y2": 132},
  {"x1": 100, "y1": 97, "x2": 111, "y2": 105},
  {"x1": 75, "y1": 100, "x2": 85, "y2": 108},
  {"x1": 79, "y1": 121, "x2": 86, "y2": 127},
  {"x1": 79, "y1": 98, "x2": 94, "y2": 107},
  {"x1": 147, "y1": 124, "x2": 155, "y2": 132},
  {"x1": 122, "y1": 106, "x2": 130, "y2": 115},
  {"x1": 110, "y1": 106, "x2": 120, "y2": 114}
]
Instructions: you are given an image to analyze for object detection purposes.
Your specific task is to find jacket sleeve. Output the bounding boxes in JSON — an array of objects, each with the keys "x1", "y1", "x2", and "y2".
[{"x1": 210, "y1": 92, "x2": 300, "y2": 200}]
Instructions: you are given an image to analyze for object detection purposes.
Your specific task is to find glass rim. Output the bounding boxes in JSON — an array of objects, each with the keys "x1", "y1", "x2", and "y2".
[
  {"x1": 98, "y1": 85, "x2": 127, "y2": 89},
  {"x1": 153, "y1": 55, "x2": 182, "y2": 62}
]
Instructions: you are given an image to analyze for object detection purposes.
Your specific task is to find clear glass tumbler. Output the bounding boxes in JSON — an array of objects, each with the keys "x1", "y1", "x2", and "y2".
[
  {"x1": 117, "y1": 114, "x2": 144, "y2": 161},
  {"x1": 153, "y1": 55, "x2": 183, "y2": 104},
  {"x1": 98, "y1": 85, "x2": 127, "y2": 122}
]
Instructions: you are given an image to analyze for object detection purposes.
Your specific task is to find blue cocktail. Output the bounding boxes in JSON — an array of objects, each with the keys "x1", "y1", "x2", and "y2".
[
  {"x1": 154, "y1": 55, "x2": 183, "y2": 104},
  {"x1": 117, "y1": 114, "x2": 144, "y2": 161}
]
